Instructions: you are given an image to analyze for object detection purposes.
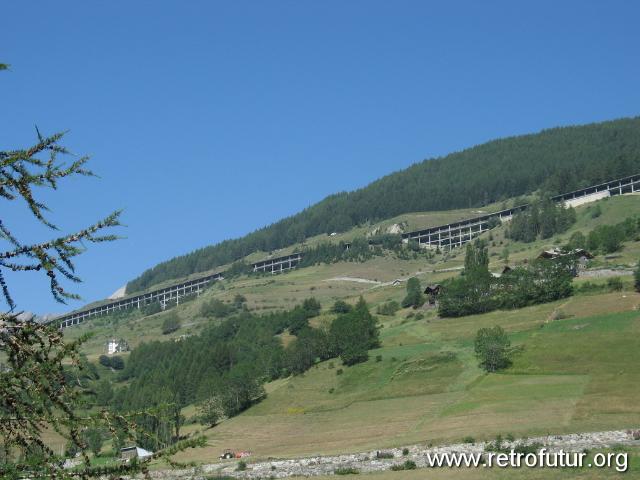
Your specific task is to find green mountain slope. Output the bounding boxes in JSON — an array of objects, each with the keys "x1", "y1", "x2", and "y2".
[
  {"x1": 127, "y1": 117, "x2": 640, "y2": 294},
  {"x1": 59, "y1": 193, "x2": 640, "y2": 465}
]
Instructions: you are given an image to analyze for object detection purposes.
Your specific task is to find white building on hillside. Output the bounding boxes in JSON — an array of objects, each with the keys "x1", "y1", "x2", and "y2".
[{"x1": 106, "y1": 338, "x2": 129, "y2": 355}]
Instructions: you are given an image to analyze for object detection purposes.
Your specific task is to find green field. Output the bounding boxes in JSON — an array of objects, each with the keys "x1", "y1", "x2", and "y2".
[
  {"x1": 58, "y1": 194, "x2": 640, "y2": 471},
  {"x1": 67, "y1": 194, "x2": 639, "y2": 359},
  {"x1": 165, "y1": 289, "x2": 640, "y2": 465}
]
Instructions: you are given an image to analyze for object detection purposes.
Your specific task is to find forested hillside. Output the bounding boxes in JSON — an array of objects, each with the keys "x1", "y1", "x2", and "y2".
[
  {"x1": 110, "y1": 298, "x2": 379, "y2": 449},
  {"x1": 127, "y1": 117, "x2": 640, "y2": 293}
]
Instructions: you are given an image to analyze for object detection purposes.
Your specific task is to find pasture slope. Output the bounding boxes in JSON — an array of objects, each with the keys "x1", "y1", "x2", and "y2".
[
  {"x1": 171, "y1": 292, "x2": 640, "y2": 460},
  {"x1": 60, "y1": 194, "x2": 640, "y2": 477}
]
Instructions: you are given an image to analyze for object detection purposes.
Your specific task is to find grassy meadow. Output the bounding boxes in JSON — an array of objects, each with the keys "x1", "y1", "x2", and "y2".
[
  {"x1": 168, "y1": 287, "x2": 640, "y2": 464},
  {"x1": 56, "y1": 193, "x2": 640, "y2": 471}
]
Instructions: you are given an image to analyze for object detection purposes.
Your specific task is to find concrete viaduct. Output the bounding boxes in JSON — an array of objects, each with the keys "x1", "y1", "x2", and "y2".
[
  {"x1": 252, "y1": 253, "x2": 303, "y2": 274},
  {"x1": 56, "y1": 271, "x2": 224, "y2": 329},
  {"x1": 54, "y1": 173, "x2": 638, "y2": 329},
  {"x1": 402, "y1": 173, "x2": 639, "y2": 249},
  {"x1": 55, "y1": 253, "x2": 304, "y2": 329}
]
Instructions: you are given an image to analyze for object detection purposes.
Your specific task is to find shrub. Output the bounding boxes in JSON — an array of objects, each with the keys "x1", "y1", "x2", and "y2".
[
  {"x1": 462, "y1": 436, "x2": 475, "y2": 444},
  {"x1": 200, "y1": 299, "x2": 232, "y2": 318},
  {"x1": 335, "y1": 467, "x2": 359, "y2": 475},
  {"x1": 607, "y1": 277, "x2": 624, "y2": 292},
  {"x1": 403, "y1": 460, "x2": 416, "y2": 470},
  {"x1": 236, "y1": 460, "x2": 247, "y2": 471},
  {"x1": 390, "y1": 460, "x2": 416, "y2": 471},
  {"x1": 513, "y1": 442, "x2": 543, "y2": 455},
  {"x1": 566, "y1": 231, "x2": 586, "y2": 250},
  {"x1": 233, "y1": 294, "x2": 247, "y2": 308},
  {"x1": 485, "y1": 434, "x2": 504, "y2": 452},
  {"x1": 375, "y1": 355, "x2": 383, "y2": 362},
  {"x1": 161, "y1": 312, "x2": 181, "y2": 334},
  {"x1": 98, "y1": 355, "x2": 111, "y2": 368},
  {"x1": 302, "y1": 297, "x2": 321, "y2": 317},
  {"x1": 376, "y1": 451, "x2": 394, "y2": 459},
  {"x1": 336, "y1": 368, "x2": 343, "y2": 376},
  {"x1": 402, "y1": 448, "x2": 409, "y2": 456},
  {"x1": 110, "y1": 356, "x2": 125, "y2": 370},
  {"x1": 287, "y1": 307, "x2": 310, "y2": 335},
  {"x1": 588, "y1": 224, "x2": 626, "y2": 253},
  {"x1": 635, "y1": 260, "x2": 640, "y2": 292},
  {"x1": 332, "y1": 300, "x2": 352, "y2": 314},
  {"x1": 376, "y1": 301, "x2": 400, "y2": 316},
  {"x1": 576, "y1": 281, "x2": 606, "y2": 294}
]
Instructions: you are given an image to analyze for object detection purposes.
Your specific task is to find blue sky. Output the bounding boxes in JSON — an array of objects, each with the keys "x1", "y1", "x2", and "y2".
[{"x1": 2, "y1": 1, "x2": 639, "y2": 314}]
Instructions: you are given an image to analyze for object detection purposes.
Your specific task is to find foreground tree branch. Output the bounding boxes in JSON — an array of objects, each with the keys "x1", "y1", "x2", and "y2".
[{"x1": 1, "y1": 65, "x2": 205, "y2": 478}]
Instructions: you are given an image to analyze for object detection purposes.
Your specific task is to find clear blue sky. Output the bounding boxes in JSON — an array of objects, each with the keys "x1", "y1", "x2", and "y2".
[{"x1": 2, "y1": 1, "x2": 639, "y2": 315}]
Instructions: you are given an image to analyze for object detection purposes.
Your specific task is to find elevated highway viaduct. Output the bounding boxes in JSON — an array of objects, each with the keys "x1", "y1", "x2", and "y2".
[
  {"x1": 55, "y1": 173, "x2": 639, "y2": 328},
  {"x1": 402, "y1": 173, "x2": 639, "y2": 249}
]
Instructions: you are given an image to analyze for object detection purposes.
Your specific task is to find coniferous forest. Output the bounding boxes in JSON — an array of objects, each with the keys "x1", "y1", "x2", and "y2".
[
  {"x1": 127, "y1": 117, "x2": 640, "y2": 293},
  {"x1": 112, "y1": 297, "x2": 379, "y2": 450}
]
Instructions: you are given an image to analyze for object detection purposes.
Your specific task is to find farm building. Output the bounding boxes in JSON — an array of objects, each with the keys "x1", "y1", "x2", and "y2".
[
  {"x1": 120, "y1": 446, "x2": 153, "y2": 461},
  {"x1": 106, "y1": 338, "x2": 129, "y2": 355},
  {"x1": 538, "y1": 248, "x2": 594, "y2": 270},
  {"x1": 538, "y1": 248, "x2": 594, "y2": 276}
]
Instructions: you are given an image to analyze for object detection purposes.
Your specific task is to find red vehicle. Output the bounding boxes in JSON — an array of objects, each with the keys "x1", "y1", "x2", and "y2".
[{"x1": 219, "y1": 449, "x2": 252, "y2": 460}]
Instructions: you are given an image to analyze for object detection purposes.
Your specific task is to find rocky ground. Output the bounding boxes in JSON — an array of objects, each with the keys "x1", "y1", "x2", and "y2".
[
  {"x1": 578, "y1": 268, "x2": 634, "y2": 278},
  {"x1": 146, "y1": 429, "x2": 640, "y2": 479}
]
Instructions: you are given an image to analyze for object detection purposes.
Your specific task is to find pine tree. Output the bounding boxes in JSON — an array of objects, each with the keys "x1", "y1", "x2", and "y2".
[
  {"x1": 401, "y1": 277, "x2": 424, "y2": 308},
  {"x1": 463, "y1": 240, "x2": 490, "y2": 284},
  {"x1": 95, "y1": 379, "x2": 114, "y2": 406},
  {"x1": 329, "y1": 297, "x2": 379, "y2": 365},
  {"x1": 0, "y1": 64, "x2": 204, "y2": 478}
]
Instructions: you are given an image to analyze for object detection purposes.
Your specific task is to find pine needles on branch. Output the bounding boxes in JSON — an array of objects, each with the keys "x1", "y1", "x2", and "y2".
[
  {"x1": 1, "y1": 66, "x2": 205, "y2": 477},
  {"x1": 0, "y1": 131, "x2": 122, "y2": 310}
]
